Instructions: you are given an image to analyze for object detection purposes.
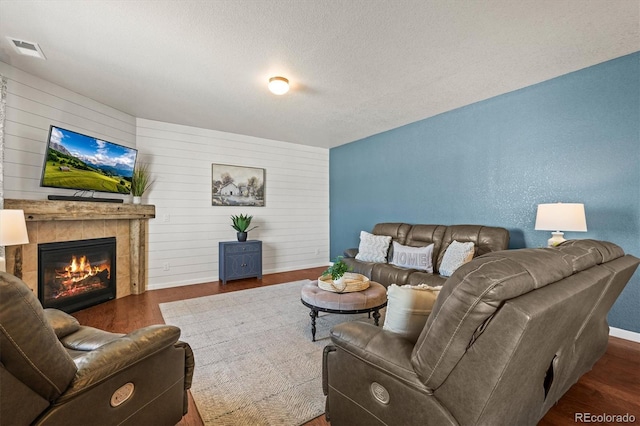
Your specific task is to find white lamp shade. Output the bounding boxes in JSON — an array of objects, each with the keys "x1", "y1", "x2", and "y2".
[
  {"x1": 534, "y1": 203, "x2": 587, "y2": 232},
  {"x1": 0, "y1": 210, "x2": 30, "y2": 246}
]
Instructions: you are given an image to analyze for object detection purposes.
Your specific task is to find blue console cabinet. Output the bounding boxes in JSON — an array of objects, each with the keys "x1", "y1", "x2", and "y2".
[{"x1": 218, "y1": 240, "x2": 262, "y2": 284}]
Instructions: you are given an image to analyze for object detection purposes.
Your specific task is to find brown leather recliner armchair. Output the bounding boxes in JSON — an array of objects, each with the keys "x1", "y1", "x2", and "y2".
[
  {"x1": 324, "y1": 240, "x2": 639, "y2": 425},
  {"x1": 0, "y1": 272, "x2": 194, "y2": 426}
]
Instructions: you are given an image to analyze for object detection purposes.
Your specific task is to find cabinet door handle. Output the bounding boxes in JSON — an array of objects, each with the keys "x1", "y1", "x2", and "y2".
[{"x1": 243, "y1": 247, "x2": 246, "y2": 251}]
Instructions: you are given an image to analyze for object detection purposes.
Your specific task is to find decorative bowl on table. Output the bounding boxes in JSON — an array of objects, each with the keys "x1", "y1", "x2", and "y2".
[{"x1": 318, "y1": 272, "x2": 370, "y2": 293}]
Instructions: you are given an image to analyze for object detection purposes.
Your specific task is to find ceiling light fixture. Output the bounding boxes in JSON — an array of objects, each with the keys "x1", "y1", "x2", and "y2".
[{"x1": 268, "y1": 76, "x2": 289, "y2": 95}]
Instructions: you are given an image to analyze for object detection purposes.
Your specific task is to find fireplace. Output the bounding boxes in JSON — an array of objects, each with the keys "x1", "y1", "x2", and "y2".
[{"x1": 38, "y1": 237, "x2": 117, "y2": 313}]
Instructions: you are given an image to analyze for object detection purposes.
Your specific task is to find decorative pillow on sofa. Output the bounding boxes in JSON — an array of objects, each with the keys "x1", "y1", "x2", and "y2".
[
  {"x1": 439, "y1": 240, "x2": 475, "y2": 277},
  {"x1": 355, "y1": 231, "x2": 392, "y2": 263},
  {"x1": 390, "y1": 241, "x2": 434, "y2": 272},
  {"x1": 383, "y1": 284, "x2": 442, "y2": 342}
]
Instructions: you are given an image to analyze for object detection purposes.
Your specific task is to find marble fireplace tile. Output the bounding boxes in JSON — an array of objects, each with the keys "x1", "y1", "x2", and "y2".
[
  {"x1": 55, "y1": 221, "x2": 82, "y2": 241},
  {"x1": 105, "y1": 220, "x2": 118, "y2": 237},
  {"x1": 117, "y1": 251, "x2": 131, "y2": 276},
  {"x1": 22, "y1": 243, "x2": 37, "y2": 274},
  {"x1": 116, "y1": 219, "x2": 129, "y2": 238},
  {"x1": 26, "y1": 223, "x2": 37, "y2": 244},
  {"x1": 117, "y1": 235, "x2": 130, "y2": 257},
  {"x1": 117, "y1": 253, "x2": 131, "y2": 298},
  {"x1": 117, "y1": 271, "x2": 131, "y2": 298},
  {"x1": 21, "y1": 271, "x2": 37, "y2": 293},
  {"x1": 38, "y1": 221, "x2": 56, "y2": 243},
  {"x1": 82, "y1": 220, "x2": 106, "y2": 239}
]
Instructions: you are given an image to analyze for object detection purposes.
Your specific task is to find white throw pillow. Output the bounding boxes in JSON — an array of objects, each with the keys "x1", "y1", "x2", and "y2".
[
  {"x1": 390, "y1": 241, "x2": 434, "y2": 272},
  {"x1": 383, "y1": 284, "x2": 442, "y2": 342},
  {"x1": 439, "y1": 240, "x2": 475, "y2": 277},
  {"x1": 355, "y1": 231, "x2": 392, "y2": 263}
]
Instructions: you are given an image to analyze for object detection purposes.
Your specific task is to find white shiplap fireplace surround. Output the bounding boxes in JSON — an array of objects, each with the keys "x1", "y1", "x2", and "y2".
[{"x1": 4, "y1": 199, "x2": 154, "y2": 301}]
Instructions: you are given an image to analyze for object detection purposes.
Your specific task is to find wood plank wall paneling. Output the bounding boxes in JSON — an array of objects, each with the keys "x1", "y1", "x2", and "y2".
[
  {"x1": 0, "y1": 62, "x2": 136, "y2": 201},
  {"x1": 0, "y1": 61, "x2": 330, "y2": 291},
  {"x1": 136, "y1": 118, "x2": 330, "y2": 290}
]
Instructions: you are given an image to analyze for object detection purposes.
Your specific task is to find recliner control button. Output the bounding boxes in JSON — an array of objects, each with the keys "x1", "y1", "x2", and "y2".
[
  {"x1": 110, "y1": 382, "x2": 135, "y2": 407},
  {"x1": 370, "y1": 382, "x2": 390, "y2": 405}
]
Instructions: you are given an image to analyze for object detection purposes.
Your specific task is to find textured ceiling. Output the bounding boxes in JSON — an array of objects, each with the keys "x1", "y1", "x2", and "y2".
[{"x1": 0, "y1": 0, "x2": 638, "y2": 148}]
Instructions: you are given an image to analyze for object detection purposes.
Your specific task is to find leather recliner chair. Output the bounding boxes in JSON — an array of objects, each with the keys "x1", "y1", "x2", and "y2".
[
  {"x1": 323, "y1": 240, "x2": 639, "y2": 425},
  {"x1": 0, "y1": 272, "x2": 194, "y2": 426}
]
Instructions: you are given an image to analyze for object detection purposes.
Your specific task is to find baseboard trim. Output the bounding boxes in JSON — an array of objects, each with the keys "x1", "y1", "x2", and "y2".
[
  {"x1": 609, "y1": 327, "x2": 640, "y2": 343},
  {"x1": 147, "y1": 276, "x2": 217, "y2": 291}
]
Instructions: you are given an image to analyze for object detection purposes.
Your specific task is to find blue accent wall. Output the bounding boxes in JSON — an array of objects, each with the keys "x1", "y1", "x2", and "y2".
[{"x1": 330, "y1": 52, "x2": 640, "y2": 333}]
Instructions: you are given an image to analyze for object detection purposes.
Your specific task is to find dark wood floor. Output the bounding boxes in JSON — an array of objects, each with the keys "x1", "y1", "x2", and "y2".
[{"x1": 73, "y1": 267, "x2": 640, "y2": 426}]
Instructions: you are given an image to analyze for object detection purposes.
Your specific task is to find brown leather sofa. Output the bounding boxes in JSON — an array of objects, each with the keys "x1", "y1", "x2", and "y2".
[
  {"x1": 0, "y1": 272, "x2": 194, "y2": 426},
  {"x1": 323, "y1": 239, "x2": 639, "y2": 425},
  {"x1": 343, "y1": 223, "x2": 510, "y2": 287}
]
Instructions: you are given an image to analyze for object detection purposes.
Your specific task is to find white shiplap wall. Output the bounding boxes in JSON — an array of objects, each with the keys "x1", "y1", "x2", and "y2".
[
  {"x1": 0, "y1": 60, "x2": 329, "y2": 289},
  {"x1": 137, "y1": 119, "x2": 329, "y2": 290},
  {"x1": 0, "y1": 62, "x2": 136, "y2": 200}
]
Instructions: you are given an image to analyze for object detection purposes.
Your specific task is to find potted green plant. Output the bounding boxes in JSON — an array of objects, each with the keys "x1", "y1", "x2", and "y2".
[
  {"x1": 131, "y1": 162, "x2": 154, "y2": 204},
  {"x1": 231, "y1": 214, "x2": 258, "y2": 241},
  {"x1": 322, "y1": 256, "x2": 350, "y2": 286}
]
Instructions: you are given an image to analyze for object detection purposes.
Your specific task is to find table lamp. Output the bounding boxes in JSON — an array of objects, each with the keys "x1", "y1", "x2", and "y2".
[
  {"x1": 0, "y1": 209, "x2": 30, "y2": 272},
  {"x1": 535, "y1": 203, "x2": 587, "y2": 247}
]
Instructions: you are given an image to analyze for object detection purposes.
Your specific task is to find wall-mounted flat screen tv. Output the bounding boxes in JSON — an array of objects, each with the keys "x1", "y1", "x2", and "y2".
[{"x1": 40, "y1": 126, "x2": 138, "y2": 195}]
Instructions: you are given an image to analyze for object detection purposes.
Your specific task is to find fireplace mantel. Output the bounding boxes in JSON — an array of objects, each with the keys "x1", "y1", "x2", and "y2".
[
  {"x1": 4, "y1": 199, "x2": 155, "y2": 298},
  {"x1": 4, "y1": 199, "x2": 155, "y2": 221}
]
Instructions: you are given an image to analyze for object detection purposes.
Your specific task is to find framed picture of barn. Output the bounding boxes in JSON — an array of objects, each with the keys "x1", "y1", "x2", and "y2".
[{"x1": 212, "y1": 163, "x2": 265, "y2": 206}]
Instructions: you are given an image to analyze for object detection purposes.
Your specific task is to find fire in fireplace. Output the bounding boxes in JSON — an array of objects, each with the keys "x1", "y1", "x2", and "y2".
[{"x1": 38, "y1": 237, "x2": 116, "y2": 313}]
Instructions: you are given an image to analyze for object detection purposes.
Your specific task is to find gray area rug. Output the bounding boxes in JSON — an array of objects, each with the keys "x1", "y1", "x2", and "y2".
[{"x1": 159, "y1": 280, "x2": 384, "y2": 426}]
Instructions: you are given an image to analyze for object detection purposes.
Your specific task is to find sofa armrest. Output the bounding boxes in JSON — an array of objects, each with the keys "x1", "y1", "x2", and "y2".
[
  {"x1": 59, "y1": 325, "x2": 181, "y2": 401},
  {"x1": 344, "y1": 248, "x2": 359, "y2": 258},
  {"x1": 330, "y1": 321, "x2": 429, "y2": 391},
  {"x1": 175, "y1": 341, "x2": 194, "y2": 390},
  {"x1": 322, "y1": 345, "x2": 336, "y2": 396},
  {"x1": 174, "y1": 340, "x2": 195, "y2": 414},
  {"x1": 44, "y1": 308, "x2": 81, "y2": 339},
  {"x1": 61, "y1": 326, "x2": 125, "y2": 351}
]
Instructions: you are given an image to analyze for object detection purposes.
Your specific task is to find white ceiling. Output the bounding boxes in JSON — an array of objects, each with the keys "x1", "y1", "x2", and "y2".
[{"x1": 1, "y1": 0, "x2": 638, "y2": 149}]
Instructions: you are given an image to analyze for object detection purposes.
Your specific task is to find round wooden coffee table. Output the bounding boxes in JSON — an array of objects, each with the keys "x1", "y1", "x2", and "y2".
[{"x1": 300, "y1": 280, "x2": 387, "y2": 341}]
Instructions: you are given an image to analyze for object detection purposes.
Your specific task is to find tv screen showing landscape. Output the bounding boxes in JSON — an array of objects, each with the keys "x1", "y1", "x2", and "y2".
[{"x1": 40, "y1": 126, "x2": 138, "y2": 194}]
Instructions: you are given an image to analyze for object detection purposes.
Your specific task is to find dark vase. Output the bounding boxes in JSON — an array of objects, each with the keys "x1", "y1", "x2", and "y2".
[{"x1": 237, "y1": 232, "x2": 248, "y2": 242}]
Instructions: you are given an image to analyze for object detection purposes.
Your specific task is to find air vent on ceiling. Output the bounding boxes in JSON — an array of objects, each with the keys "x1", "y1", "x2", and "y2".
[{"x1": 6, "y1": 37, "x2": 46, "y2": 59}]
